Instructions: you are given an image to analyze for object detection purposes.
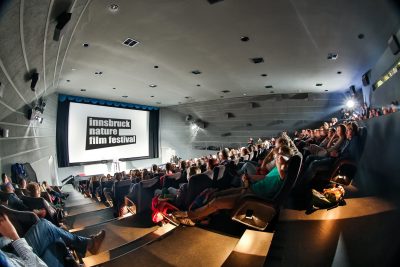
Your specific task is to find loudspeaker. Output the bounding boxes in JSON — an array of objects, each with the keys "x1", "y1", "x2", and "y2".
[
  {"x1": 53, "y1": 12, "x2": 72, "y2": 41},
  {"x1": 350, "y1": 85, "x2": 356, "y2": 95},
  {"x1": 30, "y1": 72, "x2": 39, "y2": 91},
  {"x1": 388, "y1": 34, "x2": 400, "y2": 55},
  {"x1": 185, "y1": 115, "x2": 193, "y2": 122},
  {"x1": 362, "y1": 70, "x2": 370, "y2": 86}
]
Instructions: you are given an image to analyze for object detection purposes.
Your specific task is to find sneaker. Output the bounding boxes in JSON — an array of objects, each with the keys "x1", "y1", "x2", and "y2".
[
  {"x1": 88, "y1": 230, "x2": 106, "y2": 255},
  {"x1": 177, "y1": 217, "x2": 196, "y2": 226}
]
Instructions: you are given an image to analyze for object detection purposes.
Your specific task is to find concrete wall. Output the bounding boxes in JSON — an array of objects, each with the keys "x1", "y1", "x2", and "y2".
[
  {"x1": 160, "y1": 93, "x2": 344, "y2": 160},
  {"x1": 0, "y1": 0, "x2": 90, "y2": 184},
  {"x1": 363, "y1": 28, "x2": 400, "y2": 107},
  {"x1": 0, "y1": 93, "x2": 58, "y2": 184}
]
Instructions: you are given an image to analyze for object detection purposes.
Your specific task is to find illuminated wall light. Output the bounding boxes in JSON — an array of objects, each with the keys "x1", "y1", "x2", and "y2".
[{"x1": 373, "y1": 58, "x2": 400, "y2": 90}]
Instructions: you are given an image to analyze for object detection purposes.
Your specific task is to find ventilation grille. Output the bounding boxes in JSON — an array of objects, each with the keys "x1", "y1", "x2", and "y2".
[{"x1": 123, "y1": 38, "x2": 139, "y2": 47}]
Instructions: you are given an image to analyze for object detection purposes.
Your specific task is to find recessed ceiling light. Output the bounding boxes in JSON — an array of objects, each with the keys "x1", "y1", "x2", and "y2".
[
  {"x1": 265, "y1": 85, "x2": 273, "y2": 88},
  {"x1": 150, "y1": 95, "x2": 154, "y2": 98},
  {"x1": 109, "y1": 4, "x2": 119, "y2": 12},
  {"x1": 196, "y1": 84, "x2": 201, "y2": 87},
  {"x1": 358, "y1": 33, "x2": 365, "y2": 39},
  {"x1": 149, "y1": 84, "x2": 157, "y2": 88},
  {"x1": 221, "y1": 90, "x2": 230, "y2": 93},
  {"x1": 191, "y1": 70, "x2": 202, "y2": 75},
  {"x1": 327, "y1": 53, "x2": 338, "y2": 60},
  {"x1": 71, "y1": 68, "x2": 76, "y2": 71},
  {"x1": 112, "y1": 87, "x2": 116, "y2": 90},
  {"x1": 316, "y1": 83, "x2": 323, "y2": 86},
  {"x1": 122, "y1": 95, "x2": 128, "y2": 98},
  {"x1": 337, "y1": 71, "x2": 342, "y2": 74},
  {"x1": 250, "y1": 57, "x2": 264, "y2": 64},
  {"x1": 83, "y1": 43, "x2": 89, "y2": 47},
  {"x1": 80, "y1": 89, "x2": 86, "y2": 92},
  {"x1": 261, "y1": 74, "x2": 267, "y2": 77},
  {"x1": 185, "y1": 96, "x2": 190, "y2": 99},
  {"x1": 154, "y1": 65, "x2": 159, "y2": 68},
  {"x1": 207, "y1": 0, "x2": 224, "y2": 4},
  {"x1": 240, "y1": 36, "x2": 249, "y2": 42},
  {"x1": 95, "y1": 71, "x2": 103, "y2": 75},
  {"x1": 66, "y1": 79, "x2": 70, "y2": 82},
  {"x1": 325, "y1": 89, "x2": 329, "y2": 92},
  {"x1": 243, "y1": 93, "x2": 247, "y2": 96}
]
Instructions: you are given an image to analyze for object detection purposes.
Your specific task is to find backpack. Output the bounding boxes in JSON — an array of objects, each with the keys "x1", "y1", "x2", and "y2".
[
  {"x1": 309, "y1": 185, "x2": 346, "y2": 212},
  {"x1": 11, "y1": 163, "x2": 27, "y2": 184}
]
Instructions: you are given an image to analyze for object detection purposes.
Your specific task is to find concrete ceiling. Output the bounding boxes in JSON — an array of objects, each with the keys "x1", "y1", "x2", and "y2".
[
  {"x1": 58, "y1": 0, "x2": 400, "y2": 106},
  {"x1": 1, "y1": 0, "x2": 399, "y2": 111}
]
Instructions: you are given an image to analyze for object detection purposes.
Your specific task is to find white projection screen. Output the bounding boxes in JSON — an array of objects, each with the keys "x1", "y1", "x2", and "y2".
[{"x1": 68, "y1": 102, "x2": 150, "y2": 164}]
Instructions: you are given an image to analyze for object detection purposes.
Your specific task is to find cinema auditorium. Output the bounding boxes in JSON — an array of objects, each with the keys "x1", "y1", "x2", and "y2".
[{"x1": 0, "y1": 0, "x2": 399, "y2": 266}]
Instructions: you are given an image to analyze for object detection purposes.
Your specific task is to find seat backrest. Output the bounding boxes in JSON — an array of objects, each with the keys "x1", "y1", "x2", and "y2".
[
  {"x1": 272, "y1": 152, "x2": 303, "y2": 207},
  {"x1": 21, "y1": 195, "x2": 57, "y2": 223},
  {"x1": 135, "y1": 177, "x2": 161, "y2": 213},
  {"x1": 113, "y1": 179, "x2": 132, "y2": 201},
  {"x1": 356, "y1": 127, "x2": 368, "y2": 161},
  {"x1": 0, "y1": 191, "x2": 11, "y2": 202},
  {"x1": 14, "y1": 188, "x2": 24, "y2": 197},
  {"x1": 185, "y1": 174, "x2": 213, "y2": 208},
  {"x1": 0, "y1": 204, "x2": 39, "y2": 237}
]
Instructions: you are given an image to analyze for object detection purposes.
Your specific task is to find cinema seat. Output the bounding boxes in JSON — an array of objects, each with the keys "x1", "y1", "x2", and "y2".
[
  {"x1": 21, "y1": 195, "x2": 59, "y2": 225},
  {"x1": 231, "y1": 152, "x2": 303, "y2": 230},
  {"x1": 0, "y1": 205, "x2": 39, "y2": 236}
]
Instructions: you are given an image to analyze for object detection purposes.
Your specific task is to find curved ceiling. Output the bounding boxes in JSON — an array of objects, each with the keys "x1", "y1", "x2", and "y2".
[{"x1": 58, "y1": 0, "x2": 400, "y2": 106}]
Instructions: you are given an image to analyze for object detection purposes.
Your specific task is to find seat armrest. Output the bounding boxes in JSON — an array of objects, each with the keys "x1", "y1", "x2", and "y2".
[
  {"x1": 231, "y1": 196, "x2": 277, "y2": 231},
  {"x1": 330, "y1": 159, "x2": 357, "y2": 180}
]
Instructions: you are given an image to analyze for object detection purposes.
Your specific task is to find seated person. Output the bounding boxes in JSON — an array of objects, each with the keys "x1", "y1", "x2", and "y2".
[
  {"x1": 1, "y1": 173, "x2": 14, "y2": 192},
  {"x1": 0, "y1": 213, "x2": 105, "y2": 267},
  {"x1": 172, "y1": 145, "x2": 293, "y2": 226},
  {"x1": 25, "y1": 183, "x2": 58, "y2": 220},
  {"x1": 1, "y1": 183, "x2": 28, "y2": 211}
]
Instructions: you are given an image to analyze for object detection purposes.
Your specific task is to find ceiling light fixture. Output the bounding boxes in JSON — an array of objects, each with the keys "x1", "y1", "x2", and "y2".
[
  {"x1": 196, "y1": 84, "x2": 201, "y2": 87},
  {"x1": 156, "y1": 102, "x2": 161, "y2": 104},
  {"x1": 240, "y1": 36, "x2": 249, "y2": 42},
  {"x1": 327, "y1": 53, "x2": 338, "y2": 60},
  {"x1": 150, "y1": 96, "x2": 154, "y2": 98},
  {"x1": 358, "y1": 33, "x2": 365, "y2": 39},
  {"x1": 122, "y1": 95, "x2": 128, "y2": 98},
  {"x1": 221, "y1": 90, "x2": 230, "y2": 93},
  {"x1": 243, "y1": 93, "x2": 247, "y2": 96},
  {"x1": 149, "y1": 84, "x2": 157, "y2": 88},
  {"x1": 80, "y1": 89, "x2": 86, "y2": 91},
  {"x1": 112, "y1": 87, "x2": 116, "y2": 90},
  {"x1": 83, "y1": 43, "x2": 89, "y2": 47},
  {"x1": 265, "y1": 85, "x2": 273, "y2": 88},
  {"x1": 261, "y1": 74, "x2": 267, "y2": 77},
  {"x1": 316, "y1": 83, "x2": 323, "y2": 86},
  {"x1": 154, "y1": 65, "x2": 159, "y2": 68},
  {"x1": 109, "y1": 4, "x2": 119, "y2": 12},
  {"x1": 250, "y1": 57, "x2": 264, "y2": 64},
  {"x1": 191, "y1": 70, "x2": 202, "y2": 75},
  {"x1": 66, "y1": 79, "x2": 70, "y2": 82},
  {"x1": 337, "y1": 71, "x2": 342, "y2": 74}
]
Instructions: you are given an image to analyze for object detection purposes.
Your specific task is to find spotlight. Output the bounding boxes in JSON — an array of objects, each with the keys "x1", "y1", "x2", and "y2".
[{"x1": 346, "y1": 99, "x2": 356, "y2": 109}]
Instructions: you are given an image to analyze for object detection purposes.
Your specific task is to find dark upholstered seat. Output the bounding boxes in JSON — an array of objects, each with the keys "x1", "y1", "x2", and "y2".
[
  {"x1": 0, "y1": 204, "x2": 39, "y2": 237},
  {"x1": 231, "y1": 152, "x2": 303, "y2": 230}
]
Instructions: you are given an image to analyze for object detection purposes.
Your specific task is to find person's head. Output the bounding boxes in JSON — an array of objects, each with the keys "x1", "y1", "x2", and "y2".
[
  {"x1": 42, "y1": 181, "x2": 48, "y2": 187},
  {"x1": 207, "y1": 158, "x2": 218, "y2": 171},
  {"x1": 336, "y1": 124, "x2": 346, "y2": 138},
  {"x1": 19, "y1": 178, "x2": 27, "y2": 189},
  {"x1": 152, "y1": 164, "x2": 158, "y2": 173},
  {"x1": 345, "y1": 122, "x2": 358, "y2": 140},
  {"x1": 187, "y1": 166, "x2": 200, "y2": 179},
  {"x1": 27, "y1": 182, "x2": 41, "y2": 198},
  {"x1": 275, "y1": 137, "x2": 289, "y2": 149},
  {"x1": 165, "y1": 162, "x2": 173, "y2": 173},
  {"x1": 220, "y1": 148, "x2": 229, "y2": 160},
  {"x1": 240, "y1": 147, "x2": 249, "y2": 157},
  {"x1": 327, "y1": 128, "x2": 336, "y2": 139},
  {"x1": 1, "y1": 173, "x2": 9, "y2": 184},
  {"x1": 323, "y1": 122, "x2": 330, "y2": 130},
  {"x1": 115, "y1": 172, "x2": 122, "y2": 181}
]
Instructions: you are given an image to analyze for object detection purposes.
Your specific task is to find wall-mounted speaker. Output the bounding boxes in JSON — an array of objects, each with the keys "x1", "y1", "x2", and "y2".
[
  {"x1": 388, "y1": 34, "x2": 400, "y2": 55},
  {"x1": 30, "y1": 72, "x2": 39, "y2": 91},
  {"x1": 53, "y1": 12, "x2": 72, "y2": 41},
  {"x1": 349, "y1": 85, "x2": 356, "y2": 95},
  {"x1": 362, "y1": 70, "x2": 370, "y2": 86}
]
